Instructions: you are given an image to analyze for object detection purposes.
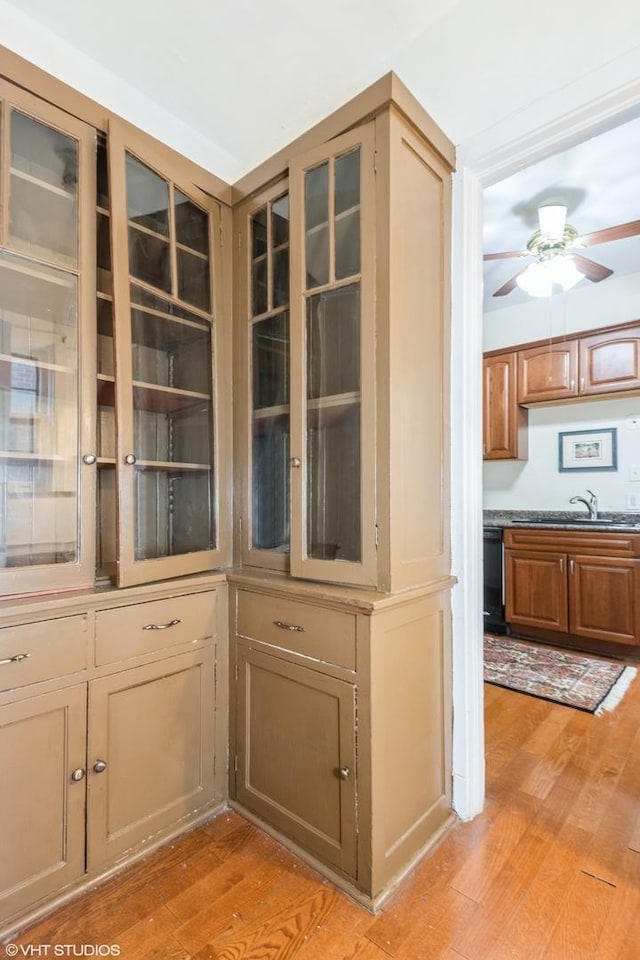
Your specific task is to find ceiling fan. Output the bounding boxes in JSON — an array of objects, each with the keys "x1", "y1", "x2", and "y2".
[{"x1": 484, "y1": 204, "x2": 640, "y2": 297}]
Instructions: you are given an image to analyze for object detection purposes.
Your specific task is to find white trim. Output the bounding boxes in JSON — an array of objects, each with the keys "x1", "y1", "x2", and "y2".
[{"x1": 450, "y1": 76, "x2": 640, "y2": 821}]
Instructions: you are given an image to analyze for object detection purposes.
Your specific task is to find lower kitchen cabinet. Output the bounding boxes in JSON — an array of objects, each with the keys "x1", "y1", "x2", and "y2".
[
  {"x1": 236, "y1": 645, "x2": 357, "y2": 877},
  {"x1": 229, "y1": 572, "x2": 454, "y2": 908},
  {"x1": 0, "y1": 575, "x2": 226, "y2": 938},
  {"x1": 504, "y1": 528, "x2": 640, "y2": 654},
  {"x1": 0, "y1": 685, "x2": 87, "y2": 923}
]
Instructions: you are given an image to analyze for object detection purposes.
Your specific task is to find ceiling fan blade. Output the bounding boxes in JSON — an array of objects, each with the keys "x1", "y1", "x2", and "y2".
[
  {"x1": 483, "y1": 250, "x2": 529, "y2": 261},
  {"x1": 578, "y1": 219, "x2": 640, "y2": 247},
  {"x1": 492, "y1": 267, "x2": 528, "y2": 297},
  {"x1": 571, "y1": 253, "x2": 614, "y2": 283}
]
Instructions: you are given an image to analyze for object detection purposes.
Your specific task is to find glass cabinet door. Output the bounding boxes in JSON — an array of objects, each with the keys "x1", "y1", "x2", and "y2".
[
  {"x1": 0, "y1": 81, "x2": 96, "y2": 595},
  {"x1": 108, "y1": 120, "x2": 228, "y2": 586},
  {"x1": 241, "y1": 187, "x2": 291, "y2": 570},
  {"x1": 290, "y1": 125, "x2": 377, "y2": 586}
]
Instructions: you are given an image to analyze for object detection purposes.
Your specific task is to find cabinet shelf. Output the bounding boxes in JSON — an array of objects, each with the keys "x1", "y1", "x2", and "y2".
[
  {"x1": 0, "y1": 451, "x2": 69, "y2": 463},
  {"x1": 253, "y1": 403, "x2": 290, "y2": 420},
  {"x1": 11, "y1": 166, "x2": 75, "y2": 202},
  {"x1": 133, "y1": 382, "x2": 211, "y2": 414},
  {"x1": 0, "y1": 353, "x2": 71, "y2": 378},
  {"x1": 176, "y1": 241, "x2": 208, "y2": 262},
  {"x1": 135, "y1": 460, "x2": 211, "y2": 472},
  {"x1": 307, "y1": 391, "x2": 359, "y2": 428},
  {"x1": 0, "y1": 252, "x2": 76, "y2": 321},
  {"x1": 128, "y1": 219, "x2": 169, "y2": 245}
]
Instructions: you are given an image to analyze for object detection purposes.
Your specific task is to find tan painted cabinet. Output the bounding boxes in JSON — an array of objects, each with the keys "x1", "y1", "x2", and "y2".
[
  {"x1": 0, "y1": 685, "x2": 87, "y2": 922},
  {"x1": 0, "y1": 578, "x2": 226, "y2": 936},
  {"x1": 235, "y1": 80, "x2": 453, "y2": 594},
  {"x1": 504, "y1": 528, "x2": 640, "y2": 653},
  {"x1": 483, "y1": 351, "x2": 528, "y2": 460}
]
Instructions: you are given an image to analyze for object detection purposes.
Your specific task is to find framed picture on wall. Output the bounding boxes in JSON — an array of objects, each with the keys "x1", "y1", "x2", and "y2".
[{"x1": 558, "y1": 428, "x2": 618, "y2": 472}]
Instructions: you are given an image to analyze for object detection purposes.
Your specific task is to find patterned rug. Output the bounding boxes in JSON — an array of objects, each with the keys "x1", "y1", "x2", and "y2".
[{"x1": 484, "y1": 634, "x2": 638, "y2": 714}]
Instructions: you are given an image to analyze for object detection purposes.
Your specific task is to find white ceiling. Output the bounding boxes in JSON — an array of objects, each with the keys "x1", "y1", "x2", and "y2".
[
  {"x1": 483, "y1": 115, "x2": 640, "y2": 312},
  {"x1": 5, "y1": 0, "x2": 640, "y2": 183}
]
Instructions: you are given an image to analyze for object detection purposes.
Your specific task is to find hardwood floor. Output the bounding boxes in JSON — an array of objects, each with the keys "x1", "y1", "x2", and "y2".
[{"x1": 12, "y1": 673, "x2": 640, "y2": 959}]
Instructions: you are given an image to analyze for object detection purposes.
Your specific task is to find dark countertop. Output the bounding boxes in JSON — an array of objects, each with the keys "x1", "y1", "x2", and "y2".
[{"x1": 483, "y1": 510, "x2": 640, "y2": 532}]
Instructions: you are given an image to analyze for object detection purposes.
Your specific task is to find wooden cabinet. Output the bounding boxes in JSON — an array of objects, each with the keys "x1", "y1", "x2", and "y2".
[
  {"x1": 0, "y1": 576, "x2": 226, "y2": 935},
  {"x1": 579, "y1": 326, "x2": 640, "y2": 395},
  {"x1": 504, "y1": 528, "x2": 640, "y2": 653},
  {"x1": 517, "y1": 341, "x2": 579, "y2": 404},
  {"x1": 235, "y1": 80, "x2": 453, "y2": 594},
  {"x1": 229, "y1": 575, "x2": 454, "y2": 906},
  {"x1": 483, "y1": 352, "x2": 528, "y2": 460},
  {"x1": 0, "y1": 685, "x2": 87, "y2": 922},
  {"x1": 235, "y1": 643, "x2": 357, "y2": 877}
]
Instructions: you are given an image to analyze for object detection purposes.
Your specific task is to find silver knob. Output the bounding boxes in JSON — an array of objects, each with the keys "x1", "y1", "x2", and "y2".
[
  {"x1": 82, "y1": 454, "x2": 97, "y2": 465},
  {"x1": 124, "y1": 454, "x2": 137, "y2": 465},
  {"x1": 71, "y1": 768, "x2": 86, "y2": 782},
  {"x1": 93, "y1": 759, "x2": 108, "y2": 774},
  {"x1": 290, "y1": 457, "x2": 301, "y2": 468},
  {"x1": 336, "y1": 766, "x2": 351, "y2": 780}
]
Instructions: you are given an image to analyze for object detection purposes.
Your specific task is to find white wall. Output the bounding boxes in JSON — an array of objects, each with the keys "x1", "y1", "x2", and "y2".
[{"x1": 484, "y1": 396, "x2": 640, "y2": 512}]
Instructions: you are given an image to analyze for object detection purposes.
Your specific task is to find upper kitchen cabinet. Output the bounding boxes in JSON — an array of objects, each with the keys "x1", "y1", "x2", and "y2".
[
  {"x1": 517, "y1": 341, "x2": 579, "y2": 404},
  {"x1": 579, "y1": 325, "x2": 640, "y2": 395},
  {"x1": 483, "y1": 351, "x2": 528, "y2": 460},
  {"x1": 0, "y1": 80, "x2": 96, "y2": 597},
  {"x1": 235, "y1": 79, "x2": 454, "y2": 592},
  {"x1": 108, "y1": 120, "x2": 232, "y2": 587}
]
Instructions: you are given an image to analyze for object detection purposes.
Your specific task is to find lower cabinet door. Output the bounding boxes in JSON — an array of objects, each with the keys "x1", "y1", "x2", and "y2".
[
  {"x1": 569, "y1": 555, "x2": 640, "y2": 646},
  {"x1": 0, "y1": 685, "x2": 87, "y2": 924},
  {"x1": 235, "y1": 646, "x2": 357, "y2": 878},
  {"x1": 505, "y1": 549, "x2": 568, "y2": 631},
  {"x1": 87, "y1": 648, "x2": 216, "y2": 869}
]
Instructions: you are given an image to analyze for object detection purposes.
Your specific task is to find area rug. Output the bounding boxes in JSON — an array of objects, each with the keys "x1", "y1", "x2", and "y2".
[{"x1": 484, "y1": 634, "x2": 637, "y2": 714}]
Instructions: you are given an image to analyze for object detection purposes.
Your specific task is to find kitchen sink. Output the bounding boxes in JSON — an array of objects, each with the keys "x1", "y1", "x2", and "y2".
[{"x1": 511, "y1": 518, "x2": 640, "y2": 530}]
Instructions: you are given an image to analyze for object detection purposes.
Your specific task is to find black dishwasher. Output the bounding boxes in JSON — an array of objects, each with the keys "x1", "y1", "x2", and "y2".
[{"x1": 483, "y1": 526, "x2": 506, "y2": 634}]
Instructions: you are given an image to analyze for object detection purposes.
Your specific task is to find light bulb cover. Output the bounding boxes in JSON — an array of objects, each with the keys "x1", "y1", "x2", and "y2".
[
  {"x1": 516, "y1": 256, "x2": 582, "y2": 297},
  {"x1": 538, "y1": 204, "x2": 567, "y2": 240}
]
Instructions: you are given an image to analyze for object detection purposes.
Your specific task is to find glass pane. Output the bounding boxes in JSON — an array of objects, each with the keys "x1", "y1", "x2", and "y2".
[
  {"x1": 126, "y1": 154, "x2": 169, "y2": 235},
  {"x1": 175, "y1": 190, "x2": 208, "y2": 255},
  {"x1": 128, "y1": 284, "x2": 215, "y2": 560},
  {"x1": 252, "y1": 313, "x2": 289, "y2": 553},
  {"x1": 272, "y1": 194, "x2": 289, "y2": 247},
  {"x1": 252, "y1": 416, "x2": 289, "y2": 551},
  {"x1": 127, "y1": 226, "x2": 171, "y2": 293},
  {"x1": 335, "y1": 150, "x2": 360, "y2": 215},
  {"x1": 9, "y1": 111, "x2": 78, "y2": 267},
  {"x1": 0, "y1": 250, "x2": 79, "y2": 568},
  {"x1": 273, "y1": 247, "x2": 289, "y2": 308},
  {"x1": 307, "y1": 284, "x2": 360, "y2": 399},
  {"x1": 251, "y1": 208, "x2": 268, "y2": 316},
  {"x1": 177, "y1": 248, "x2": 210, "y2": 312},
  {"x1": 305, "y1": 164, "x2": 329, "y2": 289},
  {"x1": 97, "y1": 137, "x2": 109, "y2": 208},
  {"x1": 253, "y1": 313, "x2": 289, "y2": 410},
  {"x1": 134, "y1": 467, "x2": 213, "y2": 560},
  {"x1": 97, "y1": 298, "x2": 114, "y2": 378},
  {"x1": 307, "y1": 402, "x2": 360, "y2": 562},
  {"x1": 335, "y1": 210, "x2": 360, "y2": 280}
]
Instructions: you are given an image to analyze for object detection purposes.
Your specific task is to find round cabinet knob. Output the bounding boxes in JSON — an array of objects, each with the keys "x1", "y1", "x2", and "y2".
[
  {"x1": 82, "y1": 454, "x2": 97, "y2": 465},
  {"x1": 71, "y1": 768, "x2": 86, "y2": 782},
  {"x1": 93, "y1": 759, "x2": 108, "y2": 774},
  {"x1": 124, "y1": 454, "x2": 137, "y2": 465},
  {"x1": 290, "y1": 457, "x2": 301, "y2": 468},
  {"x1": 336, "y1": 766, "x2": 351, "y2": 781}
]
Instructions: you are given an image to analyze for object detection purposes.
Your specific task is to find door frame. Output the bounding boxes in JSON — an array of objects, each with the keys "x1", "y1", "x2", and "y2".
[{"x1": 450, "y1": 76, "x2": 640, "y2": 820}]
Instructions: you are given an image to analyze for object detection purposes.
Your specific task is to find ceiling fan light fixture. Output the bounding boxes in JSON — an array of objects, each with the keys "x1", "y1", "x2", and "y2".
[
  {"x1": 538, "y1": 203, "x2": 568, "y2": 240},
  {"x1": 516, "y1": 256, "x2": 583, "y2": 297}
]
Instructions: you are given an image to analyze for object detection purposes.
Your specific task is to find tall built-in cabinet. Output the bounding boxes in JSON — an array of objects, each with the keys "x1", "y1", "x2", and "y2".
[
  {"x1": 0, "y1": 68, "x2": 231, "y2": 938},
  {"x1": 231, "y1": 80, "x2": 455, "y2": 906},
  {"x1": 0, "y1": 59, "x2": 455, "y2": 931}
]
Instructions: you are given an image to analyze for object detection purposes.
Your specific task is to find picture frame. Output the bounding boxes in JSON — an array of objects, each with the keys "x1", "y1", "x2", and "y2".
[{"x1": 558, "y1": 427, "x2": 618, "y2": 472}]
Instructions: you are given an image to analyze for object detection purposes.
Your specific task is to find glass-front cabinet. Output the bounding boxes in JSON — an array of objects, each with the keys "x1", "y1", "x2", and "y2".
[
  {"x1": 0, "y1": 80, "x2": 96, "y2": 596},
  {"x1": 109, "y1": 120, "x2": 229, "y2": 587},
  {"x1": 239, "y1": 126, "x2": 376, "y2": 586}
]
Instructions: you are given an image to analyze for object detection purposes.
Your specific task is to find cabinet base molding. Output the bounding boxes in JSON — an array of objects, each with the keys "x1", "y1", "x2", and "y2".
[
  {"x1": 229, "y1": 799, "x2": 457, "y2": 914},
  {"x1": 0, "y1": 798, "x2": 227, "y2": 944},
  {"x1": 506, "y1": 625, "x2": 640, "y2": 662}
]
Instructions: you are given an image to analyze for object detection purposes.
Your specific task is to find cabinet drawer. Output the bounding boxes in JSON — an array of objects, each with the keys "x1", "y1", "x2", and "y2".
[
  {"x1": 236, "y1": 591, "x2": 356, "y2": 670},
  {"x1": 0, "y1": 615, "x2": 88, "y2": 692},
  {"x1": 95, "y1": 591, "x2": 217, "y2": 665}
]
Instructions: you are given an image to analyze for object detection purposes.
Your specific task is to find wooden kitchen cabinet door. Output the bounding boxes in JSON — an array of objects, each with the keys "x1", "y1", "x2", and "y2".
[
  {"x1": 505, "y1": 549, "x2": 568, "y2": 632},
  {"x1": 569, "y1": 555, "x2": 640, "y2": 646},
  {"x1": 483, "y1": 351, "x2": 528, "y2": 459},
  {"x1": 579, "y1": 327, "x2": 640, "y2": 396},
  {"x1": 234, "y1": 645, "x2": 357, "y2": 878},
  {"x1": 517, "y1": 342, "x2": 578, "y2": 403},
  {"x1": 0, "y1": 685, "x2": 87, "y2": 924}
]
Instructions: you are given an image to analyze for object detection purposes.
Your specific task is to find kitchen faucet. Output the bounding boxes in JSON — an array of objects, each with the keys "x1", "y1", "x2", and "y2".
[{"x1": 569, "y1": 489, "x2": 598, "y2": 519}]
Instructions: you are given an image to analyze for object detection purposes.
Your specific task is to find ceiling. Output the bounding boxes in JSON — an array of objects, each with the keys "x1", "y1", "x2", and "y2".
[{"x1": 483, "y1": 115, "x2": 640, "y2": 312}]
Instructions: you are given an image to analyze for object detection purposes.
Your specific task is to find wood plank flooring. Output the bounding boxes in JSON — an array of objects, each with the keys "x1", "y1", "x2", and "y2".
[{"x1": 13, "y1": 671, "x2": 640, "y2": 959}]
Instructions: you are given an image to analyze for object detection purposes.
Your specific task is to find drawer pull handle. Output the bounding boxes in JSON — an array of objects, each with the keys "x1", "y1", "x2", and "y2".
[
  {"x1": 273, "y1": 620, "x2": 305, "y2": 632},
  {"x1": 336, "y1": 766, "x2": 351, "y2": 781},
  {"x1": 0, "y1": 653, "x2": 31, "y2": 665},
  {"x1": 142, "y1": 619, "x2": 182, "y2": 631}
]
